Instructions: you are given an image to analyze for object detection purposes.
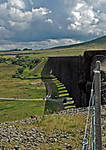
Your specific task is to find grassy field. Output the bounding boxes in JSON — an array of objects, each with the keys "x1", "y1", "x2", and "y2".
[
  {"x1": 0, "y1": 63, "x2": 46, "y2": 99},
  {"x1": 0, "y1": 58, "x2": 62, "y2": 123},
  {"x1": 0, "y1": 49, "x2": 84, "y2": 58},
  {"x1": 0, "y1": 99, "x2": 61, "y2": 123},
  {"x1": 0, "y1": 36, "x2": 105, "y2": 59},
  {"x1": 0, "y1": 47, "x2": 95, "y2": 149},
  {"x1": 0, "y1": 37, "x2": 105, "y2": 149},
  {"x1": 0, "y1": 100, "x2": 45, "y2": 122},
  {"x1": 0, "y1": 49, "x2": 85, "y2": 100},
  {"x1": 0, "y1": 47, "x2": 104, "y2": 59}
]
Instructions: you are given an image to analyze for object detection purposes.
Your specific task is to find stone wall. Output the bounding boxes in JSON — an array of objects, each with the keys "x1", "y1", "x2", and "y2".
[{"x1": 42, "y1": 50, "x2": 106, "y2": 107}]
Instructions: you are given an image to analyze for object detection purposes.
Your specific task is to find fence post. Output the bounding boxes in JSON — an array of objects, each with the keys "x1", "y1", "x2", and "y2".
[
  {"x1": 91, "y1": 89, "x2": 95, "y2": 150},
  {"x1": 94, "y1": 61, "x2": 102, "y2": 150}
]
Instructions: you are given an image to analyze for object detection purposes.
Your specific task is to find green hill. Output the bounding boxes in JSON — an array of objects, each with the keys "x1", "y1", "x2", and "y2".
[
  {"x1": 0, "y1": 36, "x2": 105, "y2": 57},
  {"x1": 51, "y1": 36, "x2": 106, "y2": 50}
]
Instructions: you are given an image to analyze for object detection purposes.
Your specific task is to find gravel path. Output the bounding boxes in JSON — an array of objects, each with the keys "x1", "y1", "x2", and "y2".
[{"x1": 0, "y1": 98, "x2": 63, "y2": 102}]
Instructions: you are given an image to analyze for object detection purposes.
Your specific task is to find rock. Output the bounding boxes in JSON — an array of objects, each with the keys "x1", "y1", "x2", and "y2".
[
  {"x1": 0, "y1": 105, "x2": 106, "y2": 149},
  {"x1": 14, "y1": 145, "x2": 19, "y2": 150},
  {"x1": 66, "y1": 144, "x2": 72, "y2": 150}
]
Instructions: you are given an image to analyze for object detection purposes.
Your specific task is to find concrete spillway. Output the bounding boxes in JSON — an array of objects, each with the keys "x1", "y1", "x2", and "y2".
[{"x1": 42, "y1": 50, "x2": 106, "y2": 107}]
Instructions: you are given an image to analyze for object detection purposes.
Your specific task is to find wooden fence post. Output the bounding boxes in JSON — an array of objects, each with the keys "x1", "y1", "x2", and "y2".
[{"x1": 94, "y1": 61, "x2": 102, "y2": 150}]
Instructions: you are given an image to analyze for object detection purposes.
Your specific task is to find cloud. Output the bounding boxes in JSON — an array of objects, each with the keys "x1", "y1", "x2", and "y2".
[
  {"x1": 65, "y1": 0, "x2": 106, "y2": 36},
  {"x1": 0, "y1": 38, "x2": 82, "y2": 50},
  {"x1": 8, "y1": 0, "x2": 25, "y2": 9},
  {"x1": 32, "y1": 7, "x2": 51, "y2": 16},
  {"x1": 0, "y1": 26, "x2": 12, "y2": 38},
  {"x1": 0, "y1": 0, "x2": 105, "y2": 49},
  {"x1": 9, "y1": 21, "x2": 30, "y2": 31},
  {"x1": 9, "y1": 7, "x2": 32, "y2": 22},
  {"x1": 0, "y1": 0, "x2": 53, "y2": 40},
  {"x1": 45, "y1": 18, "x2": 53, "y2": 24}
]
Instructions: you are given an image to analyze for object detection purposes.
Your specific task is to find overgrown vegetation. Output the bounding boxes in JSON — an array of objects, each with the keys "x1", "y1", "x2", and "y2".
[
  {"x1": 44, "y1": 100, "x2": 61, "y2": 114},
  {"x1": 0, "y1": 100, "x2": 46, "y2": 122},
  {"x1": 0, "y1": 61, "x2": 46, "y2": 99},
  {"x1": 0, "y1": 56, "x2": 41, "y2": 79},
  {"x1": 8, "y1": 113, "x2": 86, "y2": 149},
  {"x1": 0, "y1": 99, "x2": 62, "y2": 123}
]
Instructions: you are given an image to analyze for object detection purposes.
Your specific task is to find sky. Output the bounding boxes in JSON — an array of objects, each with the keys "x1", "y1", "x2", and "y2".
[{"x1": 0, "y1": 0, "x2": 106, "y2": 50}]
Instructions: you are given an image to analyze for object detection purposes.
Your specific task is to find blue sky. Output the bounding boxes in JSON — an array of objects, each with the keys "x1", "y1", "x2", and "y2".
[{"x1": 0, "y1": 0, "x2": 106, "y2": 50}]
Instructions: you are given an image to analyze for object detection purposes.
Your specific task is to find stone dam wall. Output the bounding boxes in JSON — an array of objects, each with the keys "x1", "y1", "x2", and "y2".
[{"x1": 42, "y1": 50, "x2": 106, "y2": 107}]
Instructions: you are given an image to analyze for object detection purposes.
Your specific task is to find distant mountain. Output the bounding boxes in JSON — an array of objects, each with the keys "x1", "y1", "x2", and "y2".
[{"x1": 51, "y1": 36, "x2": 106, "y2": 50}]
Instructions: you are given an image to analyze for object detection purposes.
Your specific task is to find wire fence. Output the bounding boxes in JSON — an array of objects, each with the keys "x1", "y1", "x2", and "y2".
[
  {"x1": 82, "y1": 77, "x2": 95, "y2": 150},
  {"x1": 82, "y1": 61, "x2": 103, "y2": 150}
]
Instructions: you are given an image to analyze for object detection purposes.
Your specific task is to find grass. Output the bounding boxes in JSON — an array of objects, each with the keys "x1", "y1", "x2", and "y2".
[
  {"x1": 0, "y1": 99, "x2": 62, "y2": 123},
  {"x1": 0, "y1": 40, "x2": 105, "y2": 149},
  {"x1": 0, "y1": 100, "x2": 46, "y2": 123},
  {"x1": 0, "y1": 63, "x2": 46, "y2": 99},
  {"x1": 0, "y1": 49, "x2": 84, "y2": 58},
  {"x1": 31, "y1": 57, "x2": 48, "y2": 75},
  {"x1": 0, "y1": 52, "x2": 93, "y2": 149},
  {"x1": 9, "y1": 113, "x2": 86, "y2": 149},
  {"x1": 0, "y1": 46, "x2": 105, "y2": 58},
  {"x1": 0, "y1": 112, "x2": 86, "y2": 149},
  {"x1": 44, "y1": 100, "x2": 62, "y2": 114},
  {"x1": 36, "y1": 113, "x2": 85, "y2": 134}
]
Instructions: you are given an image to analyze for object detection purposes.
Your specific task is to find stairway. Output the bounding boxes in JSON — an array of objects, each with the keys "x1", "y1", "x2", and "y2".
[{"x1": 51, "y1": 74, "x2": 76, "y2": 109}]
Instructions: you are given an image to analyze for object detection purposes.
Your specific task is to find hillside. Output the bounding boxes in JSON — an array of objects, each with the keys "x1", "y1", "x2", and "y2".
[{"x1": 51, "y1": 36, "x2": 106, "y2": 50}]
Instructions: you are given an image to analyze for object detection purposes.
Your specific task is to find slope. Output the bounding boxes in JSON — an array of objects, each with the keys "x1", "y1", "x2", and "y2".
[{"x1": 51, "y1": 36, "x2": 106, "y2": 50}]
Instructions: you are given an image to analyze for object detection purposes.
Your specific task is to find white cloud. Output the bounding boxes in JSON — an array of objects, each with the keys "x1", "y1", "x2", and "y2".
[
  {"x1": 9, "y1": 7, "x2": 51, "y2": 23},
  {"x1": 58, "y1": 26, "x2": 62, "y2": 30},
  {"x1": 67, "y1": 24, "x2": 76, "y2": 30},
  {"x1": 9, "y1": 8, "x2": 32, "y2": 22},
  {"x1": 0, "y1": 38, "x2": 82, "y2": 50},
  {"x1": 45, "y1": 18, "x2": 53, "y2": 24},
  {"x1": 32, "y1": 7, "x2": 52, "y2": 16},
  {"x1": 0, "y1": 0, "x2": 53, "y2": 34},
  {"x1": 72, "y1": 11, "x2": 81, "y2": 20},
  {"x1": 57, "y1": 38, "x2": 81, "y2": 45},
  {"x1": 66, "y1": 0, "x2": 105, "y2": 36},
  {"x1": 0, "y1": 2, "x2": 7, "y2": 9},
  {"x1": 8, "y1": 0, "x2": 25, "y2": 9},
  {"x1": 0, "y1": 2, "x2": 8, "y2": 19},
  {"x1": 99, "y1": 13, "x2": 106, "y2": 22},
  {"x1": 76, "y1": 3, "x2": 84, "y2": 10},
  {"x1": 9, "y1": 21, "x2": 30, "y2": 31},
  {"x1": 0, "y1": 0, "x2": 105, "y2": 46}
]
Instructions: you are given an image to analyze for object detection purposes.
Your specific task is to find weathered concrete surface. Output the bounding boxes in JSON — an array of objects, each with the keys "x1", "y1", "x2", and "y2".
[
  {"x1": 82, "y1": 50, "x2": 106, "y2": 106},
  {"x1": 42, "y1": 56, "x2": 83, "y2": 107},
  {"x1": 42, "y1": 50, "x2": 106, "y2": 107}
]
